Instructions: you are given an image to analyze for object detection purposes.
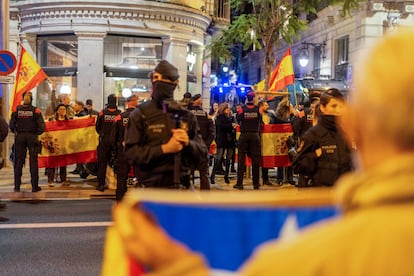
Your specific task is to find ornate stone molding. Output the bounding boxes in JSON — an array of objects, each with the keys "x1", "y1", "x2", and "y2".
[{"x1": 13, "y1": 1, "x2": 211, "y2": 35}]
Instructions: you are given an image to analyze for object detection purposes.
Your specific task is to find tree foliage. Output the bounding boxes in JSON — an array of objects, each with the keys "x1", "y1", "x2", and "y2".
[{"x1": 208, "y1": 0, "x2": 361, "y2": 90}]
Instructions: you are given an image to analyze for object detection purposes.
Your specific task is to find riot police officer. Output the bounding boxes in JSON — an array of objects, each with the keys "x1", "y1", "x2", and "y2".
[
  {"x1": 124, "y1": 60, "x2": 207, "y2": 188},
  {"x1": 189, "y1": 94, "x2": 215, "y2": 190},
  {"x1": 9, "y1": 91, "x2": 46, "y2": 192},
  {"x1": 114, "y1": 94, "x2": 138, "y2": 201},
  {"x1": 234, "y1": 92, "x2": 262, "y2": 190},
  {"x1": 95, "y1": 94, "x2": 121, "y2": 191}
]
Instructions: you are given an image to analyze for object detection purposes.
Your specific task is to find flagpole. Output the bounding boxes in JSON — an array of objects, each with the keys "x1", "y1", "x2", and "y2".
[
  {"x1": 256, "y1": 91, "x2": 289, "y2": 96},
  {"x1": 9, "y1": 45, "x2": 22, "y2": 118},
  {"x1": 293, "y1": 80, "x2": 298, "y2": 106}
]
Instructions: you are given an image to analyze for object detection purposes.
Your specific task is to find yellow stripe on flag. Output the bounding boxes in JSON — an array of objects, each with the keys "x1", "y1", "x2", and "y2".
[
  {"x1": 269, "y1": 48, "x2": 295, "y2": 92},
  {"x1": 10, "y1": 45, "x2": 48, "y2": 114},
  {"x1": 261, "y1": 124, "x2": 292, "y2": 167},
  {"x1": 38, "y1": 117, "x2": 99, "y2": 168}
]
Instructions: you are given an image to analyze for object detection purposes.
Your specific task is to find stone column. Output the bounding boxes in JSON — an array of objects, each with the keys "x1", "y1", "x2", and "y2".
[
  {"x1": 162, "y1": 36, "x2": 188, "y2": 100},
  {"x1": 75, "y1": 32, "x2": 106, "y2": 111},
  {"x1": 202, "y1": 36, "x2": 212, "y2": 110},
  {"x1": 192, "y1": 44, "x2": 203, "y2": 94}
]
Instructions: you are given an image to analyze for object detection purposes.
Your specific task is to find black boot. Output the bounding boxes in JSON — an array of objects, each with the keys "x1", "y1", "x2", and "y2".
[
  {"x1": 224, "y1": 160, "x2": 230, "y2": 184},
  {"x1": 210, "y1": 158, "x2": 218, "y2": 184}
]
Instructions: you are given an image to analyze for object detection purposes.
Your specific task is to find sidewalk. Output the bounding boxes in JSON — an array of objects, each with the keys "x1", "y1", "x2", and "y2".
[
  {"x1": 0, "y1": 164, "x2": 114, "y2": 200},
  {"x1": 0, "y1": 164, "x2": 293, "y2": 200}
]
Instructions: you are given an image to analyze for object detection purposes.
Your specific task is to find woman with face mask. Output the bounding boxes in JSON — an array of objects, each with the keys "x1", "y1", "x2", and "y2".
[{"x1": 292, "y1": 88, "x2": 353, "y2": 187}]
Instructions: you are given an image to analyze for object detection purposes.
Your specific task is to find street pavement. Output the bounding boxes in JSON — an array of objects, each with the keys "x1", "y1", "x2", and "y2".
[{"x1": 0, "y1": 164, "x2": 296, "y2": 201}]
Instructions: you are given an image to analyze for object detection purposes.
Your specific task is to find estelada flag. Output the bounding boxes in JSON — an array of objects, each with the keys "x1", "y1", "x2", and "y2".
[
  {"x1": 269, "y1": 48, "x2": 295, "y2": 92},
  {"x1": 10, "y1": 45, "x2": 48, "y2": 112},
  {"x1": 37, "y1": 117, "x2": 99, "y2": 168},
  {"x1": 261, "y1": 123, "x2": 293, "y2": 168},
  {"x1": 101, "y1": 190, "x2": 337, "y2": 274}
]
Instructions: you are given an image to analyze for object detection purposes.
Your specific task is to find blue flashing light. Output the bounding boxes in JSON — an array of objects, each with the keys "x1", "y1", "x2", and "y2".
[{"x1": 240, "y1": 87, "x2": 245, "y2": 93}]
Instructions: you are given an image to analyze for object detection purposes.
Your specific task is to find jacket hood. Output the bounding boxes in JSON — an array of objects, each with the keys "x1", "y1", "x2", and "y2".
[{"x1": 335, "y1": 154, "x2": 414, "y2": 213}]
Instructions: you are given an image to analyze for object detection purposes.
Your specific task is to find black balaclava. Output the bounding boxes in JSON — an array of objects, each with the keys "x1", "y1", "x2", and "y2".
[
  {"x1": 107, "y1": 94, "x2": 117, "y2": 109},
  {"x1": 151, "y1": 60, "x2": 179, "y2": 108},
  {"x1": 152, "y1": 81, "x2": 177, "y2": 108}
]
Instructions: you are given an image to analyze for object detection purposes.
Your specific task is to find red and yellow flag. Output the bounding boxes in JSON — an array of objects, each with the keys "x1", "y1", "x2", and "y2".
[
  {"x1": 38, "y1": 117, "x2": 99, "y2": 168},
  {"x1": 261, "y1": 123, "x2": 293, "y2": 168},
  {"x1": 10, "y1": 45, "x2": 48, "y2": 112},
  {"x1": 269, "y1": 48, "x2": 295, "y2": 92},
  {"x1": 235, "y1": 124, "x2": 292, "y2": 167}
]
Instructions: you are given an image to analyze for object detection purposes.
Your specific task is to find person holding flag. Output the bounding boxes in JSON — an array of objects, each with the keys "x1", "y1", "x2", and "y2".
[{"x1": 8, "y1": 45, "x2": 48, "y2": 193}]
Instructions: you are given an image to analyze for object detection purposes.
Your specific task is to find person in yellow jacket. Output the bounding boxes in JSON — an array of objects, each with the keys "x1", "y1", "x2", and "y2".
[{"x1": 107, "y1": 28, "x2": 414, "y2": 276}]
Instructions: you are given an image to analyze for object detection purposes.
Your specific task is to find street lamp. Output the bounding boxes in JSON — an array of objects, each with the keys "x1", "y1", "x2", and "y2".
[
  {"x1": 299, "y1": 40, "x2": 326, "y2": 67},
  {"x1": 299, "y1": 48, "x2": 310, "y2": 67}
]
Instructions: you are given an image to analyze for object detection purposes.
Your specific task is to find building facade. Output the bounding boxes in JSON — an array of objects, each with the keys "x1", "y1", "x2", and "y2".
[
  {"x1": 6, "y1": 0, "x2": 231, "y2": 112},
  {"x1": 240, "y1": 2, "x2": 414, "y2": 89}
]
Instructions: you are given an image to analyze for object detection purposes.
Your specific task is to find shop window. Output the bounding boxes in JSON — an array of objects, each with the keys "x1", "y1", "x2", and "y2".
[
  {"x1": 104, "y1": 35, "x2": 162, "y2": 103},
  {"x1": 36, "y1": 34, "x2": 78, "y2": 115}
]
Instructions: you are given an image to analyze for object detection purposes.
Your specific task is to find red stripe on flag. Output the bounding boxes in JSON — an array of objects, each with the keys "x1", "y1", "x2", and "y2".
[
  {"x1": 38, "y1": 150, "x2": 97, "y2": 168},
  {"x1": 262, "y1": 155, "x2": 291, "y2": 168},
  {"x1": 45, "y1": 117, "x2": 96, "y2": 131},
  {"x1": 129, "y1": 257, "x2": 145, "y2": 275},
  {"x1": 262, "y1": 123, "x2": 292, "y2": 133}
]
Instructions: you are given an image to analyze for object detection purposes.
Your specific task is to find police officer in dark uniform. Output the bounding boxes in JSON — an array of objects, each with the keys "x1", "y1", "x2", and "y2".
[
  {"x1": 9, "y1": 91, "x2": 46, "y2": 192},
  {"x1": 95, "y1": 94, "x2": 121, "y2": 191},
  {"x1": 234, "y1": 91, "x2": 262, "y2": 190},
  {"x1": 189, "y1": 94, "x2": 215, "y2": 190},
  {"x1": 114, "y1": 94, "x2": 138, "y2": 201},
  {"x1": 124, "y1": 60, "x2": 207, "y2": 189},
  {"x1": 293, "y1": 89, "x2": 352, "y2": 187},
  {"x1": 0, "y1": 114, "x2": 9, "y2": 217}
]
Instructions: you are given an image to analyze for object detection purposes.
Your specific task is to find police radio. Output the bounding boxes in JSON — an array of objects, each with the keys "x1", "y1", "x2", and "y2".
[{"x1": 162, "y1": 100, "x2": 188, "y2": 130}]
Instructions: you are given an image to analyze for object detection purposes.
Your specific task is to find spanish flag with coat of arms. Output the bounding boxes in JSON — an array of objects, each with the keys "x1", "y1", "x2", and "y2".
[
  {"x1": 10, "y1": 45, "x2": 48, "y2": 113},
  {"x1": 254, "y1": 48, "x2": 295, "y2": 93}
]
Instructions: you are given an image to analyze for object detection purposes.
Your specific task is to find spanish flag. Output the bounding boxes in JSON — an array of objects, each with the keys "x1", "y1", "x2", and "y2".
[
  {"x1": 235, "y1": 124, "x2": 293, "y2": 167},
  {"x1": 269, "y1": 48, "x2": 295, "y2": 92},
  {"x1": 38, "y1": 117, "x2": 99, "y2": 168},
  {"x1": 261, "y1": 123, "x2": 293, "y2": 168},
  {"x1": 10, "y1": 45, "x2": 48, "y2": 112}
]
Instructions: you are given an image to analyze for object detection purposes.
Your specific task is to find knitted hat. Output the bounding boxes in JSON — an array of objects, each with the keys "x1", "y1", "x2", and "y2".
[
  {"x1": 85, "y1": 99, "x2": 93, "y2": 105},
  {"x1": 309, "y1": 90, "x2": 321, "y2": 101},
  {"x1": 191, "y1": 94, "x2": 201, "y2": 102},
  {"x1": 154, "y1": 60, "x2": 179, "y2": 82},
  {"x1": 246, "y1": 91, "x2": 256, "y2": 101},
  {"x1": 126, "y1": 94, "x2": 138, "y2": 102}
]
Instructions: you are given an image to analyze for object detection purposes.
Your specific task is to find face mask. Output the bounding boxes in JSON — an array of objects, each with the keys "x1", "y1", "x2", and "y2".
[{"x1": 151, "y1": 81, "x2": 177, "y2": 107}]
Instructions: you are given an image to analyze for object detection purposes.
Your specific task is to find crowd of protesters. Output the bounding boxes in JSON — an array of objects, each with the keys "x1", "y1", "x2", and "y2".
[{"x1": 3, "y1": 59, "x2": 355, "y2": 197}]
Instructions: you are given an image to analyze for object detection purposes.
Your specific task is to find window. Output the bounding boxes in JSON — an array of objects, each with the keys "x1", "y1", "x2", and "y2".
[
  {"x1": 336, "y1": 35, "x2": 349, "y2": 65},
  {"x1": 104, "y1": 35, "x2": 162, "y2": 104},
  {"x1": 335, "y1": 35, "x2": 350, "y2": 80},
  {"x1": 37, "y1": 34, "x2": 78, "y2": 115}
]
